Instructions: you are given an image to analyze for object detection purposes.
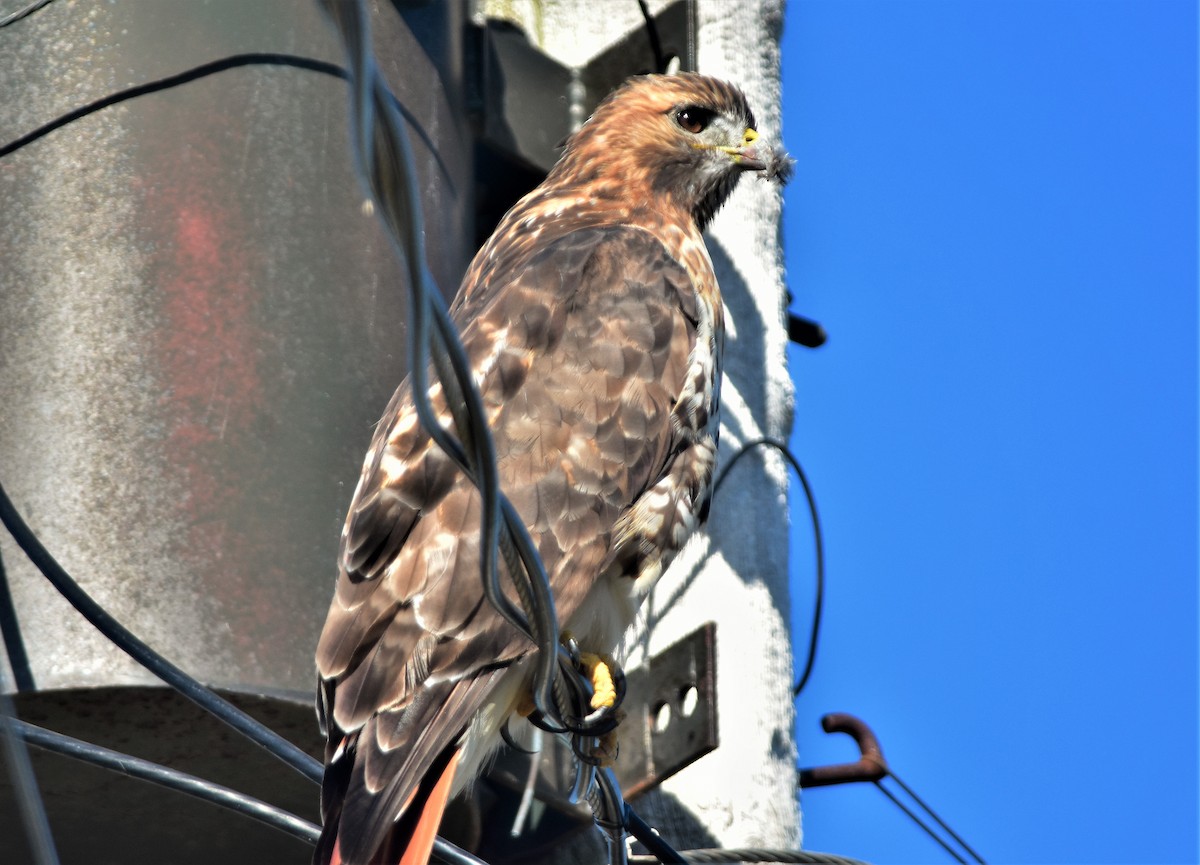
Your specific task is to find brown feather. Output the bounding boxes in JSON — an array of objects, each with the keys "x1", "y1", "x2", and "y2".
[{"x1": 315, "y1": 72, "x2": 783, "y2": 865}]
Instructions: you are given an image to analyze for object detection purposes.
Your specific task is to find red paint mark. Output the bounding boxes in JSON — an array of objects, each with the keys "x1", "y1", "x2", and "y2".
[
  {"x1": 155, "y1": 194, "x2": 254, "y2": 487},
  {"x1": 140, "y1": 110, "x2": 293, "y2": 670}
]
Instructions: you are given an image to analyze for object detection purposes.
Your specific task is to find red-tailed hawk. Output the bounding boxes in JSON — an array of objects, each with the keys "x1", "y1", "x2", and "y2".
[{"x1": 315, "y1": 72, "x2": 788, "y2": 865}]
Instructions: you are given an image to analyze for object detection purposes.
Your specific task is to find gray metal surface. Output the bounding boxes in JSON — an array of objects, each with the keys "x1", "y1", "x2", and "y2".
[
  {"x1": 0, "y1": 0, "x2": 470, "y2": 696},
  {"x1": 0, "y1": 4, "x2": 471, "y2": 859}
]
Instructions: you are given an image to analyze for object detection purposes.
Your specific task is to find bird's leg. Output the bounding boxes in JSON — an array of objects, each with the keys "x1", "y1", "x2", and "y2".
[
  {"x1": 516, "y1": 633, "x2": 625, "y2": 765},
  {"x1": 575, "y1": 648, "x2": 623, "y2": 768},
  {"x1": 508, "y1": 650, "x2": 619, "y2": 714}
]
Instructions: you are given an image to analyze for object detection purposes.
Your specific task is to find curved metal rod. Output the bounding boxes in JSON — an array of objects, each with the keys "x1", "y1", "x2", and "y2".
[{"x1": 797, "y1": 712, "x2": 888, "y2": 788}]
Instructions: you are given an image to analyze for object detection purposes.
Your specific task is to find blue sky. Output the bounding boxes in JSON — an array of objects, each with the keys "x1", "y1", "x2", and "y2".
[{"x1": 780, "y1": 2, "x2": 1198, "y2": 863}]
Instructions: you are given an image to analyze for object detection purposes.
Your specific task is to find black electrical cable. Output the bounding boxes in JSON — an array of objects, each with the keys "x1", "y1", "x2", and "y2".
[
  {"x1": 13, "y1": 717, "x2": 319, "y2": 845},
  {"x1": 623, "y1": 805, "x2": 687, "y2": 865},
  {"x1": 24, "y1": 717, "x2": 492, "y2": 865},
  {"x1": 429, "y1": 843, "x2": 491, "y2": 865},
  {"x1": 711, "y1": 437, "x2": 824, "y2": 698},
  {"x1": 320, "y1": 0, "x2": 568, "y2": 733},
  {"x1": 18, "y1": 716, "x2": 487, "y2": 863},
  {"x1": 0, "y1": 546, "x2": 35, "y2": 692},
  {"x1": 0, "y1": 693, "x2": 59, "y2": 865},
  {"x1": 17, "y1": 716, "x2": 488, "y2": 865},
  {"x1": 873, "y1": 779, "x2": 967, "y2": 864},
  {"x1": 0, "y1": 51, "x2": 454, "y2": 188},
  {"x1": 0, "y1": 544, "x2": 45, "y2": 865},
  {"x1": 0, "y1": 54, "x2": 338, "y2": 158},
  {"x1": 0, "y1": 480, "x2": 323, "y2": 786},
  {"x1": 886, "y1": 771, "x2": 985, "y2": 864},
  {"x1": 636, "y1": 0, "x2": 668, "y2": 73}
]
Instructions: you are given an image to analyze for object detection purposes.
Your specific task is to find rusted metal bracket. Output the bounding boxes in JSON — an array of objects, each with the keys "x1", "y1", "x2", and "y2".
[
  {"x1": 485, "y1": 623, "x2": 719, "y2": 808},
  {"x1": 613, "y1": 621, "x2": 719, "y2": 797},
  {"x1": 798, "y1": 712, "x2": 889, "y2": 788}
]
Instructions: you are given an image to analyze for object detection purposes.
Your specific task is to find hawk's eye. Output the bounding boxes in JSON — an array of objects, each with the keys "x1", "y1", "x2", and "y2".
[{"x1": 676, "y1": 106, "x2": 715, "y2": 135}]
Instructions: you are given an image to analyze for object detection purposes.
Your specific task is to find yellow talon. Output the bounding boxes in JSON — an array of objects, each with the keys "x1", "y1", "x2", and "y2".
[
  {"x1": 554, "y1": 635, "x2": 624, "y2": 766},
  {"x1": 579, "y1": 651, "x2": 617, "y2": 710}
]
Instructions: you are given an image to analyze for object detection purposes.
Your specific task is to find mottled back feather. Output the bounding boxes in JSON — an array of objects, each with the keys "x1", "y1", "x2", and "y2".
[{"x1": 315, "y1": 71, "x2": 776, "y2": 865}]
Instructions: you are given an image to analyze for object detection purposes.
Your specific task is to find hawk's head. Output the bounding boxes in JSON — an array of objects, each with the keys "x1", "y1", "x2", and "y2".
[{"x1": 553, "y1": 73, "x2": 791, "y2": 230}]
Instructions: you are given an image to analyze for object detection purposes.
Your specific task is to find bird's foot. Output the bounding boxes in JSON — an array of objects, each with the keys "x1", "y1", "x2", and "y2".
[
  {"x1": 576, "y1": 648, "x2": 623, "y2": 767},
  {"x1": 514, "y1": 639, "x2": 623, "y2": 718},
  {"x1": 578, "y1": 650, "x2": 619, "y2": 711}
]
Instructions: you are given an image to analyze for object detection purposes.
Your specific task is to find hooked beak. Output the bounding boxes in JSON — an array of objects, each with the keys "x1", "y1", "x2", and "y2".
[
  {"x1": 720, "y1": 127, "x2": 767, "y2": 171},
  {"x1": 721, "y1": 127, "x2": 793, "y2": 182}
]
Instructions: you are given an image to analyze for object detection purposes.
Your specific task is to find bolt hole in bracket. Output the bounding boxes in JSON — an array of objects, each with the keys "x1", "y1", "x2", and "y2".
[{"x1": 614, "y1": 621, "x2": 718, "y2": 799}]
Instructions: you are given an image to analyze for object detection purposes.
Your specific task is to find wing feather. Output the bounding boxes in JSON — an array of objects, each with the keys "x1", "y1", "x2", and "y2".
[{"x1": 316, "y1": 224, "x2": 703, "y2": 862}]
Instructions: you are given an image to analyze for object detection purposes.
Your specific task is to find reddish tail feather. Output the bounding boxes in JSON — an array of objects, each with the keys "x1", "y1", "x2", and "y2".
[{"x1": 327, "y1": 748, "x2": 462, "y2": 865}]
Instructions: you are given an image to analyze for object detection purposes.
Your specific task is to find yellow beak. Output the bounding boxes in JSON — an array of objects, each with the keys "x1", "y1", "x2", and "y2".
[{"x1": 721, "y1": 127, "x2": 766, "y2": 171}]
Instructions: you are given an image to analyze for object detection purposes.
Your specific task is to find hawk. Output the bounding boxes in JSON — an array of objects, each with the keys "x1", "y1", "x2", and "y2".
[{"x1": 315, "y1": 73, "x2": 788, "y2": 865}]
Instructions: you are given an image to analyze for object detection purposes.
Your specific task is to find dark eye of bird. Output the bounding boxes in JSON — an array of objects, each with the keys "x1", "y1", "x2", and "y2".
[{"x1": 676, "y1": 106, "x2": 715, "y2": 135}]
